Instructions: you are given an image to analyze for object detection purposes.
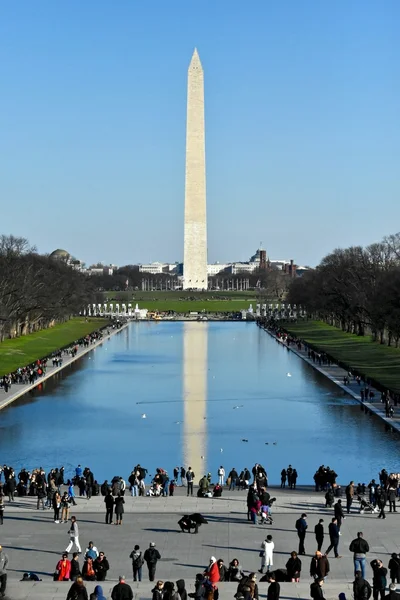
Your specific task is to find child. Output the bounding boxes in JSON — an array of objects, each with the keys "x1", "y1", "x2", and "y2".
[
  {"x1": 260, "y1": 504, "x2": 273, "y2": 525},
  {"x1": 169, "y1": 480, "x2": 175, "y2": 497}
]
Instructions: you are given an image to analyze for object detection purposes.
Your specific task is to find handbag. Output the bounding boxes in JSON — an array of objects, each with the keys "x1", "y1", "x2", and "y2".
[{"x1": 259, "y1": 551, "x2": 265, "y2": 557}]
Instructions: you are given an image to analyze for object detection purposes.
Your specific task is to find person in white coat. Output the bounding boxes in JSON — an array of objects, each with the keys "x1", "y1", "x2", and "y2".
[
  {"x1": 259, "y1": 535, "x2": 274, "y2": 573},
  {"x1": 218, "y1": 466, "x2": 225, "y2": 486}
]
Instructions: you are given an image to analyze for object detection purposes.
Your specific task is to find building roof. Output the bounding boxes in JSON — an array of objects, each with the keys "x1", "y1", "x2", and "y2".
[{"x1": 49, "y1": 248, "x2": 70, "y2": 259}]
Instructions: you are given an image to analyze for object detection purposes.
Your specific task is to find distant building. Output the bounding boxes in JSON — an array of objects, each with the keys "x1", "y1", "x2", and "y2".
[
  {"x1": 207, "y1": 262, "x2": 229, "y2": 276},
  {"x1": 49, "y1": 248, "x2": 84, "y2": 271}
]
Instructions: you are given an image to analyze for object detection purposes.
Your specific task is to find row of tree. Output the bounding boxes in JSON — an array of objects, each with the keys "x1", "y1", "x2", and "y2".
[
  {"x1": 287, "y1": 233, "x2": 400, "y2": 346},
  {"x1": 0, "y1": 235, "x2": 99, "y2": 341}
]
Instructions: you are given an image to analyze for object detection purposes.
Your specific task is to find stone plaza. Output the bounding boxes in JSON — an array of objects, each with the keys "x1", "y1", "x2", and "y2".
[{"x1": 1, "y1": 485, "x2": 399, "y2": 600}]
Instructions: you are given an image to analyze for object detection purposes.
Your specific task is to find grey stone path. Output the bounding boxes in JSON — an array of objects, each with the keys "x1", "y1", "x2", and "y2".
[
  {"x1": 0, "y1": 323, "x2": 127, "y2": 412},
  {"x1": 265, "y1": 328, "x2": 400, "y2": 433},
  {"x1": 1, "y1": 487, "x2": 400, "y2": 600}
]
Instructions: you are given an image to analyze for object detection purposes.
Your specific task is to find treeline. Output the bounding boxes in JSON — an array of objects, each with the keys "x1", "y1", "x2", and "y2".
[
  {"x1": 0, "y1": 235, "x2": 99, "y2": 341},
  {"x1": 288, "y1": 232, "x2": 400, "y2": 346}
]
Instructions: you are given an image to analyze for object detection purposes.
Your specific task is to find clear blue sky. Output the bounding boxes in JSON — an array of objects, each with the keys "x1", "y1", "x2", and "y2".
[{"x1": 1, "y1": 1, "x2": 399, "y2": 267}]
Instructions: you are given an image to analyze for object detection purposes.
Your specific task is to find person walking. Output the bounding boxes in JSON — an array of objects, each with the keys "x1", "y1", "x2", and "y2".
[
  {"x1": 218, "y1": 466, "x2": 225, "y2": 486},
  {"x1": 186, "y1": 468, "x2": 195, "y2": 497},
  {"x1": 377, "y1": 488, "x2": 388, "y2": 520},
  {"x1": 259, "y1": 535, "x2": 274, "y2": 574},
  {"x1": 66, "y1": 516, "x2": 82, "y2": 554},
  {"x1": 114, "y1": 493, "x2": 124, "y2": 525},
  {"x1": 280, "y1": 469, "x2": 287, "y2": 489},
  {"x1": 371, "y1": 560, "x2": 388, "y2": 600},
  {"x1": 295, "y1": 513, "x2": 307, "y2": 555},
  {"x1": 129, "y1": 545, "x2": 144, "y2": 582},
  {"x1": 353, "y1": 571, "x2": 372, "y2": 600},
  {"x1": 144, "y1": 543, "x2": 161, "y2": 582},
  {"x1": 0, "y1": 545, "x2": 8, "y2": 598},
  {"x1": 111, "y1": 576, "x2": 133, "y2": 600},
  {"x1": 350, "y1": 532, "x2": 370, "y2": 578},
  {"x1": 314, "y1": 519, "x2": 324, "y2": 552},
  {"x1": 104, "y1": 490, "x2": 114, "y2": 525},
  {"x1": 346, "y1": 481, "x2": 355, "y2": 514},
  {"x1": 325, "y1": 518, "x2": 341, "y2": 558}
]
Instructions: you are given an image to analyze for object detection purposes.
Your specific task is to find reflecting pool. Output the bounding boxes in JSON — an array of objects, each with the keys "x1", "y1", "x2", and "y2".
[{"x1": 0, "y1": 321, "x2": 398, "y2": 483}]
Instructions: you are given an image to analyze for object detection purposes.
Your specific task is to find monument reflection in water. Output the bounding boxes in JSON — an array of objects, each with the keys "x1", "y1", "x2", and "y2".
[{"x1": 183, "y1": 322, "x2": 207, "y2": 477}]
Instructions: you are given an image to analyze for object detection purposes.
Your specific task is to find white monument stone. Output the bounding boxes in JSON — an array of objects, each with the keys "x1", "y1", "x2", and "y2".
[{"x1": 183, "y1": 49, "x2": 208, "y2": 290}]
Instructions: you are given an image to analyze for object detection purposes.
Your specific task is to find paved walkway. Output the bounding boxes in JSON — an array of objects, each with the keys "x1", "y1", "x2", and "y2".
[
  {"x1": 0, "y1": 322, "x2": 128, "y2": 412},
  {"x1": 262, "y1": 325, "x2": 400, "y2": 434},
  {"x1": 1, "y1": 486, "x2": 399, "y2": 600}
]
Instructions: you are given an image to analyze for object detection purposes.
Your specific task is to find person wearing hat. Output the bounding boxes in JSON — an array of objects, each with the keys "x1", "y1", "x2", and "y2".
[
  {"x1": 144, "y1": 543, "x2": 161, "y2": 582},
  {"x1": 0, "y1": 545, "x2": 8, "y2": 598},
  {"x1": 295, "y1": 514, "x2": 308, "y2": 555},
  {"x1": 204, "y1": 557, "x2": 219, "y2": 584}
]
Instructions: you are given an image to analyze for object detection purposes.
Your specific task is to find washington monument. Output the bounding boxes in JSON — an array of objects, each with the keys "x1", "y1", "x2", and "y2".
[{"x1": 183, "y1": 49, "x2": 208, "y2": 290}]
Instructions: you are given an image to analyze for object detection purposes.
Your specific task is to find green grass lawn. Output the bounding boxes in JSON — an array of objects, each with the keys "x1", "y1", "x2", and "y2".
[
  {"x1": 285, "y1": 320, "x2": 400, "y2": 393},
  {"x1": 0, "y1": 317, "x2": 108, "y2": 376},
  {"x1": 138, "y1": 299, "x2": 254, "y2": 312}
]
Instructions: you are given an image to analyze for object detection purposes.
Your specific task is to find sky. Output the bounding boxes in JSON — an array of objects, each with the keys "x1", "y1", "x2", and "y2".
[{"x1": 0, "y1": 1, "x2": 399, "y2": 267}]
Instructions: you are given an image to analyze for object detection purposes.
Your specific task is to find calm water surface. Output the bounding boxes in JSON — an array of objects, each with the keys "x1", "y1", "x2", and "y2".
[{"x1": 0, "y1": 322, "x2": 399, "y2": 483}]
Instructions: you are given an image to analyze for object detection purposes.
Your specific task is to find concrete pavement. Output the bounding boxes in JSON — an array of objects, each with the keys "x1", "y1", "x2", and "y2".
[{"x1": 1, "y1": 486, "x2": 399, "y2": 600}]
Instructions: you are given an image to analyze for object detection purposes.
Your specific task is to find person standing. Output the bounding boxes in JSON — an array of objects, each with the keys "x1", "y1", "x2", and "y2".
[
  {"x1": 334, "y1": 500, "x2": 345, "y2": 533},
  {"x1": 286, "y1": 551, "x2": 302, "y2": 582},
  {"x1": 346, "y1": 481, "x2": 355, "y2": 514},
  {"x1": 111, "y1": 575, "x2": 133, "y2": 600},
  {"x1": 218, "y1": 466, "x2": 225, "y2": 486},
  {"x1": 93, "y1": 552, "x2": 110, "y2": 581},
  {"x1": 55, "y1": 553, "x2": 71, "y2": 581},
  {"x1": 314, "y1": 519, "x2": 324, "y2": 552},
  {"x1": 385, "y1": 583, "x2": 400, "y2": 600},
  {"x1": 0, "y1": 496, "x2": 4, "y2": 525},
  {"x1": 310, "y1": 552, "x2": 330, "y2": 581},
  {"x1": 267, "y1": 573, "x2": 280, "y2": 600},
  {"x1": 67, "y1": 576, "x2": 88, "y2": 600},
  {"x1": 114, "y1": 493, "x2": 124, "y2": 525},
  {"x1": 371, "y1": 560, "x2": 388, "y2": 600},
  {"x1": 129, "y1": 545, "x2": 144, "y2": 582},
  {"x1": 280, "y1": 469, "x2": 287, "y2": 489},
  {"x1": 259, "y1": 535, "x2": 274, "y2": 574},
  {"x1": 350, "y1": 532, "x2": 370, "y2": 578},
  {"x1": 66, "y1": 516, "x2": 82, "y2": 554},
  {"x1": 388, "y1": 487, "x2": 397, "y2": 513},
  {"x1": 144, "y1": 543, "x2": 161, "y2": 582},
  {"x1": 353, "y1": 571, "x2": 372, "y2": 600},
  {"x1": 295, "y1": 513, "x2": 308, "y2": 555},
  {"x1": 325, "y1": 518, "x2": 341, "y2": 558},
  {"x1": 0, "y1": 545, "x2": 8, "y2": 598},
  {"x1": 186, "y1": 468, "x2": 195, "y2": 497},
  {"x1": 104, "y1": 490, "x2": 114, "y2": 525},
  {"x1": 70, "y1": 552, "x2": 81, "y2": 581},
  {"x1": 388, "y1": 554, "x2": 400, "y2": 584},
  {"x1": 310, "y1": 578, "x2": 325, "y2": 600}
]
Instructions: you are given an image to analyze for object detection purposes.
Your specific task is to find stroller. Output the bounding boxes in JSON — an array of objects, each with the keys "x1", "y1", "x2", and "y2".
[
  {"x1": 358, "y1": 495, "x2": 378, "y2": 514},
  {"x1": 260, "y1": 498, "x2": 276, "y2": 525},
  {"x1": 147, "y1": 483, "x2": 162, "y2": 497}
]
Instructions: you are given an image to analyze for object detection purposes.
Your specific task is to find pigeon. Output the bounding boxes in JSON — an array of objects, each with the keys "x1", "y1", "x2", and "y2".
[
  {"x1": 265, "y1": 442, "x2": 269, "y2": 445},
  {"x1": 220, "y1": 448, "x2": 223, "y2": 452},
  {"x1": 201, "y1": 456, "x2": 204, "y2": 459},
  {"x1": 175, "y1": 421, "x2": 182, "y2": 425},
  {"x1": 233, "y1": 405, "x2": 244, "y2": 409},
  {"x1": 141, "y1": 414, "x2": 147, "y2": 419},
  {"x1": 287, "y1": 373, "x2": 292, "y2": 377},
  {"x1": 241, "y1": 439, "x2": 248, "y2": 442},
  {"x1": 273, "y1": 442, "x2": 277, "y2": 445}
]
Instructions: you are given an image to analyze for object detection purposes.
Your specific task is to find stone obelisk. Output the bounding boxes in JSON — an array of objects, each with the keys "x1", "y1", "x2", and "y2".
[{"x1": 183, "y1": 49, "x2": 207, "y2": 290}]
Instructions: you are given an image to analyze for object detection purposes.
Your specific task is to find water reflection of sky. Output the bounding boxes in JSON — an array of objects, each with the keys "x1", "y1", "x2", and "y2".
[{"x1": 0, "y1": 322, "x2": 399, "y2": 483}]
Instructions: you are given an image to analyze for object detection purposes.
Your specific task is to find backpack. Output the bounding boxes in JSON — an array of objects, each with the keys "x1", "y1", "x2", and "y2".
[
  {"x1": 362, "y1": 581, "x2": 372, "y2": 600},
  {"x1": 132, "y1": 552, "x2": 144, "y2": 568}
]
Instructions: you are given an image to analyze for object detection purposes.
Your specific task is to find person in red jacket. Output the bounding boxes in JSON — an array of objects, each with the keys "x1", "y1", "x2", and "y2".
[
  {"x1": 55, "y1": 553, "x2": 71, "y2": 581},
  {"x1": 205, "y1": 557, "x2": 220, "y2": 584}
]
